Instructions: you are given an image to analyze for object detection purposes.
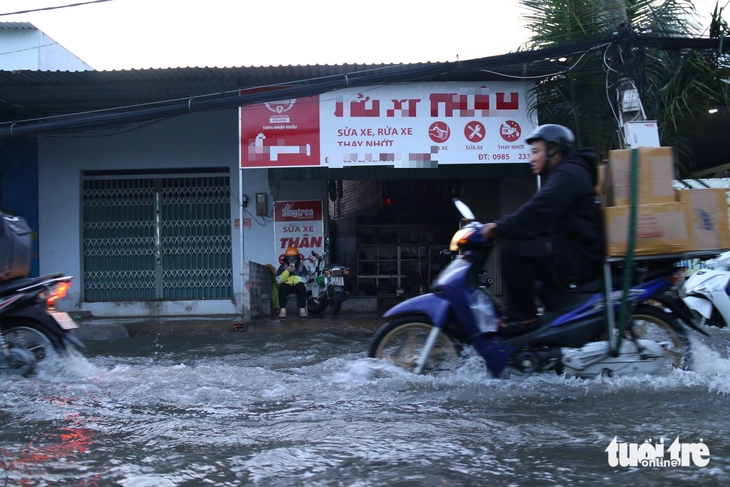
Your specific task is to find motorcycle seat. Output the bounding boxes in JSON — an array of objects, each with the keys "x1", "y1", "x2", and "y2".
[
  {"x1": 0, "y1": 273, "x2": 64, "y2": 296},
  {"x1": 540, "y1": 261, "x2": 680, "y2": 295}
]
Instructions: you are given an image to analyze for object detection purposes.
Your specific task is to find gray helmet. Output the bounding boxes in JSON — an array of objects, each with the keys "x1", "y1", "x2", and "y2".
[{"x1": 525, "y1": 124, "x2": 574, "y2": 153}]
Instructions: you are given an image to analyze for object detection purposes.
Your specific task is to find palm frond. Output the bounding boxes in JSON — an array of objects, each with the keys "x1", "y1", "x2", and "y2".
[{"x1": 518, "y1": 0, "x2": 729, "y2": 173}]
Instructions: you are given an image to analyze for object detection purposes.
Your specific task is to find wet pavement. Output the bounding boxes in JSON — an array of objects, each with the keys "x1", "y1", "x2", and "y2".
[{"x1": 73, "y1": 312, "x2": 386, "y2": 341}]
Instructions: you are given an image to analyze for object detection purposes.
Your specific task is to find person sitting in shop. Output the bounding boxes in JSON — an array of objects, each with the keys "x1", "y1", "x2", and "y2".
[{"x1": 276, "y1": 246, "x2": 309, "y2": 319}]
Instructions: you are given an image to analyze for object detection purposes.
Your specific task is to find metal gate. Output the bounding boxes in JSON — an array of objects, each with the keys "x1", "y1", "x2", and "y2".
[{"x1": 82, "y1": 173, "x2": 232, "y2": 302}]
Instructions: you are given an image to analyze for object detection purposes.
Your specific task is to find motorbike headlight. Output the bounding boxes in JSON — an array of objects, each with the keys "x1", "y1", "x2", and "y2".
[{"x1": 450, "y1": 228, "x2": 474, "y2": 251}]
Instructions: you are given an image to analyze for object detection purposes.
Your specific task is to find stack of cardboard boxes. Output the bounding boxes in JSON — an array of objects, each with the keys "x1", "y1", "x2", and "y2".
[{"x1": 599, "y1": 147, "x2": 730, "y2": 256}]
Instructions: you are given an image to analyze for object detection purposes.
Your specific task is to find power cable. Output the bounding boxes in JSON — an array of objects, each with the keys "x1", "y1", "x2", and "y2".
[
  {"x1": 0, "y1": 42, "x2": 58, "y2": 57},
  {"x1": 0, "y1": 0, "x2": 113, "y2": 17},
  {"x1": 0, "y1": 31, "x2": 725, "y2": 138}
]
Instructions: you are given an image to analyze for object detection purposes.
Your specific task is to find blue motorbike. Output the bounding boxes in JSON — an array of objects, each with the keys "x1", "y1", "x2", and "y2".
[{"x1": 369, "y1": 200, "x2": 703, "y2": 378}]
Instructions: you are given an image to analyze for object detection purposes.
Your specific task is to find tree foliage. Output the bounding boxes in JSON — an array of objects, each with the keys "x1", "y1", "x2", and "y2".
[{"x1": 518, "y1": 0, "x2": 729, "y2": 174}]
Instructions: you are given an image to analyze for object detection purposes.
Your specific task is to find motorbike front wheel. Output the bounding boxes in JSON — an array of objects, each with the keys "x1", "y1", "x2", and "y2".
[
  {"x1": 368, "y1": 316, "x2": 461, "y2": 373},
  {"x1": 1, "y1": 319, "x2": 65, "y2": 362},
  {"x1": 332, "y1": 290, "x2": 342, "y2": 316},
  {"x1": 628, "y1": 304, "x2": 692, "y2": 371},
  {"x1": 702, "y1": 306, "x2": 727, "y2": 328},
  {"x1": 306, "y1": 291, "x2": 328, "y2": 315}
]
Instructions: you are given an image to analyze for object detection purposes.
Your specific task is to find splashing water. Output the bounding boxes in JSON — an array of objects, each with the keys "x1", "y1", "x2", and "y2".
[{"x1": 1, "y1": 327, "x2": 729, "y2": 486}]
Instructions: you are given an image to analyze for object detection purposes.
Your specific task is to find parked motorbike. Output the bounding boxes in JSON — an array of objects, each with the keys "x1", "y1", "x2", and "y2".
[
  {"x1": 307, "y1": 250, "x2": 350, "y2": 317},
  {"x1": 0, "y1": 273, "x2": 84, "y2": 363},
  {"x1": 369, "y1": 199, "x2": 703, "y2": 378},
  {"x1": 683, "y1": 250, "x2": 730, "y2": 328}
]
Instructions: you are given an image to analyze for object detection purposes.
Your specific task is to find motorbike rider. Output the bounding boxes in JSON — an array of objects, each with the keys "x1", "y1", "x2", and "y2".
[
  {"x1": 276, "y1": 246, "x2": 309, "y2": 319},
  {"x1": 481, "y1": 124, "x2": 604, "y2": 331}
]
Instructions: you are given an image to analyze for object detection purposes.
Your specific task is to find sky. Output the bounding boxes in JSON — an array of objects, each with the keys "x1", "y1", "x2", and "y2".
[{"x1": 0, "y1": 0, "x2": 726, "y2": 71}]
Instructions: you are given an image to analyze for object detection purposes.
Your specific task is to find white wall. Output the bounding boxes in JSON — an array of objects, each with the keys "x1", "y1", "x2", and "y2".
[
  {"x1": 0, "y1": 29, "x2": 38, "y2": 70},
  {"x1": 0, "y1": 28, "x2": 92, "y2": 71},
  {"x1": 38, "y1": 109, "x2": 278, "y2": 316},
  {"x1": 37, "y1": 32, "x2": 93, "y2": 71},
  {"x1": 240, "y1": 168, "x2": 281, "y2": 266}
]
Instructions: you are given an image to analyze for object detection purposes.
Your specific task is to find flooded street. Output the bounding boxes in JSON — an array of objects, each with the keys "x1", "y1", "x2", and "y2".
[{"x1": 1, "y1": 318, "x2": 730, "y2": 486}]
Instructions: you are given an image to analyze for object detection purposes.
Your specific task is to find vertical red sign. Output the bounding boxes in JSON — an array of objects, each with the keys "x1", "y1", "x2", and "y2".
[{"x1": 273, "y1": 200, "x2": 325, "y2": 275}]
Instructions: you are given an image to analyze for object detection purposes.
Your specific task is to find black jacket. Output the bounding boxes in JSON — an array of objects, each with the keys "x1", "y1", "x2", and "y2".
[{"x1": 494, "y1": 148, "x2": 604, "y2": 264}]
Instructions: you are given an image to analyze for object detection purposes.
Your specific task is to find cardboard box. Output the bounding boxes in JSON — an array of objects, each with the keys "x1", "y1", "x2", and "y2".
[
  {"x1": 603, "y1": 202, "x2": 689, "y2": 256},
  {"x1": 678, "y1": 188, "x2": 730, "y2": 251},
  {"x1": 606, "y1": 147, "x2": 676, "y2": 206}
]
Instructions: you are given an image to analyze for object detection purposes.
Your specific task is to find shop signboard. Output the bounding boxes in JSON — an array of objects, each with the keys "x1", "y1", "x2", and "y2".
[
  {"x1": 273, "y1": 200, "x2": 324, "y2": 275},
  {"x1": 240, "y1": 81, "x2": 536, "y2": 169}
]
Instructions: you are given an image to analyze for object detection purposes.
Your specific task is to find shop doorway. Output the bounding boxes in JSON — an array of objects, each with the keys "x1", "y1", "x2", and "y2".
[{"x1": 327, "y1": 178, "x2": 502, "y2": 299}]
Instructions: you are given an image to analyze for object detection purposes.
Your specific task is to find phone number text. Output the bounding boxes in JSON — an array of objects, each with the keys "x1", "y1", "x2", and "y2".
[{"x1": 478, "y1": 153, "x2": 531, "y2": 161}]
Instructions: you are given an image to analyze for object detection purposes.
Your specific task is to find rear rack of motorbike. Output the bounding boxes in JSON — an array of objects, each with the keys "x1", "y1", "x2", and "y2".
[{"x1": 602, "y1": 250, "x2": 721, "y2": 355}]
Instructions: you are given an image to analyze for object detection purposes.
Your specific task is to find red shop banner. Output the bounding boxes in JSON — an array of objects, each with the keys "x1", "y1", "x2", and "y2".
[{"x1": 240, "y1": 82, "x2": 536, "y2": 169}]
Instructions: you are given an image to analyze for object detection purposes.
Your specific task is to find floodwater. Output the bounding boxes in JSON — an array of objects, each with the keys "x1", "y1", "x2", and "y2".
[{"x1": 1, "y1": 318, "x2": 730, "y2": 487}]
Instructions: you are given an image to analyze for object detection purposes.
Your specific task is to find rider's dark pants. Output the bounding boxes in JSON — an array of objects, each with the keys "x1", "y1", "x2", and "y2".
[
  {"x1": 499, "y1": 237, "x2": 600, "y2": 321},
  {"x1": 279, "y1": 282, "x2": 307, "y2": 309}
]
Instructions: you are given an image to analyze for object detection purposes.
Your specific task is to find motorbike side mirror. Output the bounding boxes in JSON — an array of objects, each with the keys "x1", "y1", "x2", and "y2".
[{"x1": 453, "y1": 199, "x2": 475, "y2": 221}]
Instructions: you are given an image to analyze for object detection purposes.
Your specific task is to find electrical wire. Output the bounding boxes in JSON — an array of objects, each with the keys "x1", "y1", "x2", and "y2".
[
  {"x1": 243, "y1": 210, "x2": 269, "y2": 227},
  {"x1": 0, "y1": 64, "x2": 427, "y2": 128},
  {"x1": 0, "y1": 31, "x2": 725, "y2": 138},
  {"x1": 0, "y1": 42, "x2": 59, "y2": 57},
  {"x1": 0, "y1": 43, "x2": 607, "y2": 136},
  {"x1": 45, "y1": 117, "x2": 167, "y2": 137},
  {"x1": 604, "y1": 45, "x2": 623, "y2": 133},
  {"x1": 0, "y1": 0, "x2": 113, "y2": 17}
]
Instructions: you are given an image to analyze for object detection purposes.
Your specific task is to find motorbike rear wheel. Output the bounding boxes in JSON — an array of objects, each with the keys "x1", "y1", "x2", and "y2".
[
  {"x1": 368, "y1": 316, "x2": 461, "y2": 373},
  {"x1": 0, "y1": 348, "x2": 36, "y2": 377},
  {"x1": 628, "y1": 304, "x2": 692, "y2": 371},
  {"x1": 1, "y1": 319, "x2": 65, "y2": 362}
]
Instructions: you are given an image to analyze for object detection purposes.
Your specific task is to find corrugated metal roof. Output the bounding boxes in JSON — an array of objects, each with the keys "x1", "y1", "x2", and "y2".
[
  {"x1": 0, "y1": 22, "x2": 35, "y2": 30},
  {"x1": 0, "y1": 32, "x2": 624, "y2": 120},
  {"x1": 0, "y1": 30, "x2": 727, "y2": 176},
  {"x1": 0, "y1": 63, "x2": 434, "y2": 116}
]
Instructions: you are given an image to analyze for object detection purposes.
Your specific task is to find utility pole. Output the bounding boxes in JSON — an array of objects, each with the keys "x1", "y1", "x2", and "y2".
[{"x1": 605, "y1": 0, "x2": 660, "y2": 149}]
